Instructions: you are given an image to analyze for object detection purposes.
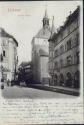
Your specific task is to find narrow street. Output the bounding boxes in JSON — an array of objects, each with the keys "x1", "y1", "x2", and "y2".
[{"x1": 1, "y1": 85, "x2": 76, "y2": 99}]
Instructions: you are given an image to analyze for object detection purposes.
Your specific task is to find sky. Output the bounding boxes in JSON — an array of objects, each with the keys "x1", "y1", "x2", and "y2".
[{"x1": 0, "y1": 1, "x2": 82, "y2": 64}]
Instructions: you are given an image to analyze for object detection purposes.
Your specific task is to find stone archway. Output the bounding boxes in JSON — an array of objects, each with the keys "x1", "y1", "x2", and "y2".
[
  {"x1": 66, "y1": 72, "x2": 73, "y2": 87},
  {"x1": 74, "y1": 71, "x2": 80, "y2": 88},
  {"x1": 54, "y1": 74, "x2": 58, "y2": 86},
  {"x1": 59, "y1": 73, "x2": 64, "y2": 86}
]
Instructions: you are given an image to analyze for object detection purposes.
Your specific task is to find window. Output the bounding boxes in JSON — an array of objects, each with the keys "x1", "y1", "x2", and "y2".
[
  {"x1": 3, "y1": 50, "x2": 5, "y2": 57},
  {"x1": 71, "y1": 38, "x2": 74, "y2": 48},
  {"x1": 60, "y1": 45, "x2": 64, "y2": 54},
  {"x1": 65, "y1": 44, "x2": 67, "y2": 51},
  {"x1": 54, "y1": 49, "x2": 58, "y2": 57},
  {"x1": 74, "y1": 51, "x2": 80, "y2": 64},
  {"x1": 0, "y1": 54, "x2": 3, "y2": 61},
  {"x1": 54, "y1": 61, "x2": 58, "y2": 69},
  {"x1": 66, "y1": 72, "x2": 73, "y2": 87},
  {"x1": 74, "y1": 33, "x2": 79, "y2": 46},
  {"x1": 74, "y1": 71, "x2": 80, "y2": 88},
  {"x1": 67, "y1": 26, "x2": 70, "y2": 34},
  {"x1": 67, "y1": 39, "x2": 71, "y2": 50},
  {"x1": 76, "y1": 51, "x2": 80, "y2": 64},
  {"x1": 59, "y1": 73, "x2": 64, "y2": 85},
  {"x1": 67, "y1": 55, "x2": 72, "y2": 66},
  {"x1": 54, "y1": 74, "x2": 58, "y2": 85},
  {"x1": 60, "y1": 59, "x2": 63, "y2": 68},
  {"x1": 60, "y1": 32, "x2": 63, "y2": 39},
  {"x1": 76, "y1": 33, "x2": 79, "y2": 45}
]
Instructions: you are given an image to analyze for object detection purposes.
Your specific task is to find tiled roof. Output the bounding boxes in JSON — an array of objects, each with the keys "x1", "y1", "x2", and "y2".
[
  {"x1": 35, "y1": 27, "x2": 51, "y2": 39},
  {"x1": 64, "y1": 6, "x2": 80, "y2": 28},
  {"x1": 48, "y1": 6, "x2": 80, "y2": 42},
  {"x1": 0, "y1": 27, "x2": 18, "y2": 46}
]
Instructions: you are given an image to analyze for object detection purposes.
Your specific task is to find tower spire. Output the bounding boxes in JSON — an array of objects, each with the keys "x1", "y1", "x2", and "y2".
[
  {"x1": 45, "y1": 8, "x2": 48, "y2": 18},
  {"x1": 42, "y1": 4, "x2": 49, "y2": 28},
  {"x1": 45, "y1": 1, "x2": 48, "y2": 18},
  {"x1": 51, "y1": 16, "x2": 56, "y2": 35}
]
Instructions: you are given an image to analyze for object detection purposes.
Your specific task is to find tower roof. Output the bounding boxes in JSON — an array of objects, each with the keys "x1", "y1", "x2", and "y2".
[
  {"x1": 0, "y1": 27, "x2": 18, "y2": 46},
  {"x1": 35, "y1": 9, "x2": 51, "y2": 39},
  {"x1": 35, "y1": 27, "x2": 51, "y2": 39},
  {"x1": 48, "y1": 6, "x2": 80, "y2": 42},
  {"x1": 44, "y1": 9, "x2": 48, "y2": 18},
  {"x1": 43, "y1": 9, "x2": 49, "y2": 28}
]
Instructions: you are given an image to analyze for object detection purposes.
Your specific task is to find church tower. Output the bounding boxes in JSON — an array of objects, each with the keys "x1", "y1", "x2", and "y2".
[
  {"x1": 32, "y1": 8, "x2": 51, "y2": 84},
  {"x1": 42, "y1": 9, "x2": 49, "y2": 28}
]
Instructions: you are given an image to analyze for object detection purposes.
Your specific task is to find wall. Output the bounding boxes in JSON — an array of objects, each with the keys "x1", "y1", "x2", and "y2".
[
  {"x1": 40, "y1": 56, "x2": 49, "y2": 83},
  {"x1": 32, "y1": 37, "x2": 49, "y2": 83},
  {"x1": 0, "y1": 36, "x2": 18, "y2": 81}
]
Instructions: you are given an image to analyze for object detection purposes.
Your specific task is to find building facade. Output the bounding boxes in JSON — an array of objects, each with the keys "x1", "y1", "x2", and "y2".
[
  {"x1": 0, "y1": 28, "x2": 18, "y2": 82},
  {"x1": 31, "y1": 10, "x2": 51, "y2": 84},
  {"x1": 18, "y1": 61, "x2": 33, "y2": 84},
  {"x1": 48, "y1": 6, "x2": 80, "y2": 88}
]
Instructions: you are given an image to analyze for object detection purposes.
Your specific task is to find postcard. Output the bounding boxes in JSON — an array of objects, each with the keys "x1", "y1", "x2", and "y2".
[{"x1": 0, "y1": 1, "x2": 83, "y2": 124}]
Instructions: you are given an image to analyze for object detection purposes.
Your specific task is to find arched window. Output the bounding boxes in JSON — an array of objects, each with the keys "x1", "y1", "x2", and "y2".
[
  {"x1": 54, "y1": 74, "x2": 58, "y2": 85},
  {"x1": 76, "y1": 51, "x2": 80, "y2": 64},
  {"x1": 3, "y1": 50, "x2": 5, "y2": 57},
  {"x1": 67, "y1": 39, "x2": 71, "y2": 50},
  {"x1": 66, "y1": 72, "x2": 73, "y2": 87},
  {"x1": 54, "y1": 61, "x2": 58, "y2": 69},
  {"x1": 60, "y1": 59, "x2": 63, "y2": 68},
  {"x1": 66, "y1": 55, "x2": 72, "y2": 66},
  {"x1": 74, "y1": 71, "x2": 80, "y2": 88},
  {"x1": 60, "y1": 45, "x2": 64, "y2": 54},
  {"x1": 54, "y1": 49, "x2": 58, "y2": 57},
  {"x1": 59, "y1": 73, "x2": 64, "y2": 86},
  {"x1": 76, "y1": 33, "x2": 79, "y2": 45}
]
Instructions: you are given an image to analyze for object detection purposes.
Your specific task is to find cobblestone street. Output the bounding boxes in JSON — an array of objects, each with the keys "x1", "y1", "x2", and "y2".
[{"x1": 1, "y1": 85, "x2": 76, "y2": 99}]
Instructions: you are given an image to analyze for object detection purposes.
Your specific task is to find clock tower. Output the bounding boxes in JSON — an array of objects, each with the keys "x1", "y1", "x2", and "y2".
[{"x1": 32, "y1": 9, "x2": 51, "y2": 84}]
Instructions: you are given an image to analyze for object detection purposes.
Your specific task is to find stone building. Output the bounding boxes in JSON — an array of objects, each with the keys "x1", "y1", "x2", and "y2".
[
  {"x1": 0, "y1": 28, "x2": 18, "y2": 82},
  {"x1": 18, "y1": 61, "x2": 33, "y2": 84},
  {"x1": 31, "y1": 10, "x2": 51, "y2": 84},
  {"x1": 48, "y1": 6, "x2": 80, "y2": 88}
]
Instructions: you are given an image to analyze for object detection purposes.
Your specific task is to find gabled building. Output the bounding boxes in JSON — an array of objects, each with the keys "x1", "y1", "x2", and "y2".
[
  {"x1": 48, "y1": 6, "x2": 80, "y2": 88},
  {"x1": 18, "y1": 61, "x2": 33, "y2": 84},
  {"x1": 0, "y1": 28, "x2": 18, "y2": 82}
]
